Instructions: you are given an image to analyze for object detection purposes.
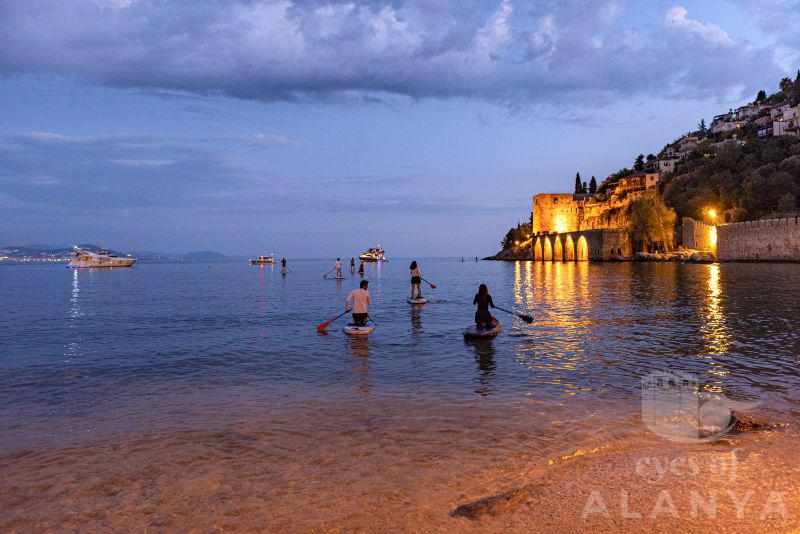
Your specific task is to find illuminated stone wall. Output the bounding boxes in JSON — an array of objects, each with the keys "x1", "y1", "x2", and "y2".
[
  {"x1": 681, "y1": 217, "x2": 717, "y2": 254},
  {"x1": 532, "y1": 194, "x2": 582, "y2": 233},
  {"x1": 717, "y1": 217, "x2": 800, "y2": 261}
]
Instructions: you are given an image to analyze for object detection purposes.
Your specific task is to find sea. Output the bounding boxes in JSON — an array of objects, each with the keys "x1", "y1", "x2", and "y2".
[{"x1": 2, "y1": 259, "x2": 800, "y2": 531}]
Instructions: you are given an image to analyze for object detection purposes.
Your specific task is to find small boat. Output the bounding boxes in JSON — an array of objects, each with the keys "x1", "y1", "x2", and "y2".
[
  {"x1": 68, "y1": 247, "x2": 136, "y2": 268},
  {"x1": 250, "y1": 255, "x2": 274, "y2": 265},
  {"x1": 359, "y1": 244, "x2": 386, "y2": 262},
  {"x1": 343, "y1": 322, "x2": 375, "y2": 335},
  {"x1": 407, "y1": 297, "x2": 427, "y2": 305},
  {"x1": 463, "y1": 319, "x2": 502, "y2": 339}
]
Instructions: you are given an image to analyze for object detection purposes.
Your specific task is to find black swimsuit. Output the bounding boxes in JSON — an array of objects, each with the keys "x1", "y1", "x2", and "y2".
[{"x1": 473, "y1": 293, "x2": 495, "y2": 328}]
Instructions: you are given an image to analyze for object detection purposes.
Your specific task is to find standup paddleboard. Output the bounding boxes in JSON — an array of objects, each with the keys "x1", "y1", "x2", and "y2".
[
  {"x1": 407, "y1": 297, "x2": 428, "y2": 305},
  {"x1": 463, "y1": 320, "x2": 502, "y2": 339},
  {"x1": 343, "y1": 322, "x2": 375, "y2": 335}
]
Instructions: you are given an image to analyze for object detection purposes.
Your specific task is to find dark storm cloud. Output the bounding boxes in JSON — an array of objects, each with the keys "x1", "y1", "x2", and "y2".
[{"x1": 0, "y1": 0, "x2": 787, "y2": 106}]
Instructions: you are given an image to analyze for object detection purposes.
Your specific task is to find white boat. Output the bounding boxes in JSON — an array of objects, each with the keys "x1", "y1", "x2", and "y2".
[
  {"x1": 68, "y1": 247, "x2": 137, "y2": 268},
  {"x1": 358, "y1": 244, "x2": 386, "y2": 262},
  {"x1": 250, "y1": 255, "x2": 274, "y2": 265}
]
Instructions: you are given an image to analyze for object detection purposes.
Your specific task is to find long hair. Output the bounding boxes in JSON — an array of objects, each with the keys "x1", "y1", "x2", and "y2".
[
  {"x1": 409, "y1": 260, "x2": 417, "y2": 270},
  {"x1": 478, "y1": 283, "x2": 488, "y2": 297}
]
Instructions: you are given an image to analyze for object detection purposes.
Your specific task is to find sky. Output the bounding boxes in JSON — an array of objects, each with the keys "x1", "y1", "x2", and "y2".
[{"x1": 1, "y1": 0, "x2": 798, "y2": 257}]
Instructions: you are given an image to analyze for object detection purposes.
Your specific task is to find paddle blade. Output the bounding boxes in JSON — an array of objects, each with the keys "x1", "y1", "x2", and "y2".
[
  {"x1": 316, "y1": 321, "x2": 331, "y2": 332},
  {"x1": 429, "y1": 283, "x2": 437, "y2": 289},
  {"x1": 520, "y1": 314, "x2": 534, "y2": 323}
]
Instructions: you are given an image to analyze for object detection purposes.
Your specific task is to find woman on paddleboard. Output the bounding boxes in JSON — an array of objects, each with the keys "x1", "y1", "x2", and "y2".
[
  {"x1": 346, "y1": 280, "x2": 371, "y2": 326},
  {"x1": 473, "y1": 284, "x2": 496, "y2": 330},
  {"x1": 409, "y1": 260, "x2": 423, "y2": 300}
]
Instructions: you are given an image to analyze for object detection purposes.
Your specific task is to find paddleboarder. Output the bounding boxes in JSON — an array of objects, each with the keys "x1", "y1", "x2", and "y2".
[
  {"x1": 472, "y1": 283, "x2": 496, "y2": 330},
  {"x1": 409, "y1": 260, "x2": 423, "y2": 300},
  {"x1": 346, "y1": 280, "x2": 371, "y2": 327},
  {"x1": 335, "y1": 258, "x2": 342, "y2": 278},
  {"x1": 350, "y1": 257, "x2": 355, "y2": 272},
  {"x1": 358, "y1": 261, "x2": 364, "y2": 275},
  {"x1": 281, "y1": 257, "x2": 287, "y2": 273}
]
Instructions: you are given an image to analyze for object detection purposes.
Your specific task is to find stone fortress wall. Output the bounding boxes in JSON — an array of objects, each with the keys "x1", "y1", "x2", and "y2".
[{"x1": 717, "y1": 217, "x2": 800, "y2": 261}]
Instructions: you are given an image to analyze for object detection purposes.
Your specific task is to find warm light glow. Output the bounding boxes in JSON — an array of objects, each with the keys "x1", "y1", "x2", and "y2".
[
  {"x1": 707, "y1": 209, "x2": 717, "y2": 219},
  {"x1": 710, "y1": 226, "x2": 717, "y2": 248},
  {"x1": 554, "y1": 215, "x2": 568, "y2": 234}
]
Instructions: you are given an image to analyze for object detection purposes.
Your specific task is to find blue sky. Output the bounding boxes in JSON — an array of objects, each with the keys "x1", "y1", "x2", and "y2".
[{"x1": 1, "y1": 0, "x2": 798, "y2": 257}]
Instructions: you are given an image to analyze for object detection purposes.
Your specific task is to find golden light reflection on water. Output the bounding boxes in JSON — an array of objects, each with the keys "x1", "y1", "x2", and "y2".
[
  {"x1": 699, "y1": 264, "x2": 732, "y2": 393},
  {"x1": 512, "y1": 261, "x2": 596, "y2": 396}
]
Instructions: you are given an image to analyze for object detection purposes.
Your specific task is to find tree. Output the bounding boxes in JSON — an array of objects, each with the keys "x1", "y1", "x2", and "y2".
[
  {"x1": 634, "y1": 154, "x2": 645, "y2": 171},
  {"x1": 626, "y1": 191, "x2": 677, "y2": 250},
  {"x1": 582, "y1": 181, "x2": 588, "y2": 194},
  {"x1": 780, "y1": 77, "x2": 793, "y2": 97},
  {"x1": 698, "y1": 118, "x2": 707, "y2": 135},
  {"x1": 574, "y1": 172, "x2": 582, "y2": 194},
  {"x1": 757, "y1": 89, "x2": 767, "y2": 102},
  {"x1": 589, "y1": 176, "x2": 597, "y2": 195},
  {"x1": 777, "y1": 192, "x2": 796, "y2": 214},
  {"x1": 646, "y1": 153, "x2": 656, "y2": 161}
]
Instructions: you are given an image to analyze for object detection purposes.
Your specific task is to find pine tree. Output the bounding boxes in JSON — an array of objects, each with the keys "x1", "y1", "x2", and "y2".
[
  {"x1": 697, "y1": 118, "x2": 706, "y2": 134},
  {"x1": 582, "y1": 181, "x2": 588, "y2": 194},
  {"x1": 757, "y1": 89, "x2": 766, "y2": 102},
  {"x1": 574, "y1": 172, "x2": 582, "y2": 194},
  {"x1": 634, "y1": 154, "x2": 645, "y2": 172},
  {"x1": 589, "y1": 176, "x2": 597, "y2": 195}
]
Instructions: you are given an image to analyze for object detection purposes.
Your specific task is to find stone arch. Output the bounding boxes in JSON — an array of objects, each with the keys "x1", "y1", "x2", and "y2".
[
  {"x1": 543, "y1": 237, "x2": 553, "y2": 261},
  {"x1": 564, "y1": 235, "x2": 575, "y2": 261},
  {"x1": 534, "y1": 238, "x2": 543, "y2": 261},
  {"x1": 553, "y1": 237, "x2": 563, "y2": 261},
  {"x1": 577, "y1": 235, "x2": 589, "y2": 261}
]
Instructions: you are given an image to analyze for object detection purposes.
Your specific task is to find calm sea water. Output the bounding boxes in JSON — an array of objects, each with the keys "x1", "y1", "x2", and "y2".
[{"x1": 2, "y1": 259, "x2": 800, "y2": 530}]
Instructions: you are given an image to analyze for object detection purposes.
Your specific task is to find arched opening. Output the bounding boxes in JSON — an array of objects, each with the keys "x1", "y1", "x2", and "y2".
[
  {"x1": 554, "y1": 238, "x2": 563, "y2": 261},
  {"x1": 564, "y1": 235, "x2": 575, "y2": 261},
  {"x1": 543, "y1": 238, "x2": 553, "y2": 261},
  {"x1": 577, "y1": 236, "x2": 589, "y2": 261},
  {"x1": 534, "y1": 238, "x2": 543, "y2": 261}
]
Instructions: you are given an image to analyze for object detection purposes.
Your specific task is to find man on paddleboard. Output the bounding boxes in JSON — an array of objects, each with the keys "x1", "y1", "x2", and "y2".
[
  {"x1": 346, "y1": 280, "x2": 371, "y2": 326},
  {"x1": 350, "y1": 257, "x2": 355, "y2": 272},
  {"x1": 473, "y1": 284, "x2": 496, "y2": 330},
  {"x1": 335, "y1": 258, "x2": 342, "y2": 278},
  {"x1": 281, "y1": 257, "x2": 287, "y2": 274}
]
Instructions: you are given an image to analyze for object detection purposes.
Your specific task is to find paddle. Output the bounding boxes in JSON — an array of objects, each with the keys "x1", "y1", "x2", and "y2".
[
  {"x1": 322, "y1": 267, "x2": 336, "y2": 280},
  {"x1": 493, "y1": 306, "x2": 534, "y2": 324},
  {"x1": 316, "y1": 310, "x2": 349, "y2": 332},
  {"x1": 420, "y1": 276, "x2": 437, "y2": 289}
]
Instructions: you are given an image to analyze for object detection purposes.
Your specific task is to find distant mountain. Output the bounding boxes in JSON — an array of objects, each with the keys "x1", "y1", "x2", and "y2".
[{"x1": 0, "y1": 244, "x2": 233, "y2": 263}]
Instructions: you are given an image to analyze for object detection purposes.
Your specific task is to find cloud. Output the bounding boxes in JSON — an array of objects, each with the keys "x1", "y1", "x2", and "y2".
[
  {"x1": 664, "y1": 6, "x2": 732, "y2": 46},
  {"x1": 0, "y1": 1, "x2": 787, "y2": 107}
]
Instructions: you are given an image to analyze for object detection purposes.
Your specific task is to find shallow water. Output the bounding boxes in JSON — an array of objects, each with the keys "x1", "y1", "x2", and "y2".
[{"x1": 2, "y1": 259, "x2": 800, "y2": 531}]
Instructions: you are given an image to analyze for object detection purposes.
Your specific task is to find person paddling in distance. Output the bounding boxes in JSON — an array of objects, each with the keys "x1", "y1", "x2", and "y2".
[
  {"x1": 358, "y1": 260, "x2": 365, "y2": 275},
  {"x1": 350, "y1": 257, "x2": 355, "y2": 272},
  {"x1": 281, "y1": 257, "x2": 287, "y2": 274},
  {"x1": 409, "y1": 260, "x2": 423, "y2": 300},
  {"x1": 335, "y1": 257, "x2": 342, "y2": 278},
  {"x1": 473, "y1": 283, "x2": 496, "y2": 330},
  {"x1": 346, "y1": 280, "x2": 372, "y2": 326}
]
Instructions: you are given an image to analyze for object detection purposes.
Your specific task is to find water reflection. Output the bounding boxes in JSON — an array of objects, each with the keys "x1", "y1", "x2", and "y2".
[
  {"x1": 698, "y1": 264, "x2": 732, "y2": 393},
  {"x1": 345, "y1": 337, "x2": 372, "y2": 395},
  {"x1": 410, "y1": 306, "x2": 423, "y2": 332},
  {"x1": 466, "y1": 339, "x2": 496, "y2": 396}
]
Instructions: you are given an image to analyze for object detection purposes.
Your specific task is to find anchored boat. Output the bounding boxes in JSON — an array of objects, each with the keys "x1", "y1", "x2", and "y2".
[
  {"x1": 250, "y1": 255, "x2": 275, "y2": 265},
  {"x1": 358, "y1": 244, "x2": 386, "y2": 262},
  {"x1": 68, "y1": 247, "x2": 137, "y2": 268}
]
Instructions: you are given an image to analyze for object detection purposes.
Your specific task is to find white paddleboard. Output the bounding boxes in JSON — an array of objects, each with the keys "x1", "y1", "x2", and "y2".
[
  {"x1": 463, "y1": 320, "x2": 502, "y2": 339},
  {"x1": 407, "y1": 297, "x2": 428, "y2": 305},
  {"x1": 343, "y1": 322, "x2": 375, "y2": 335}
]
